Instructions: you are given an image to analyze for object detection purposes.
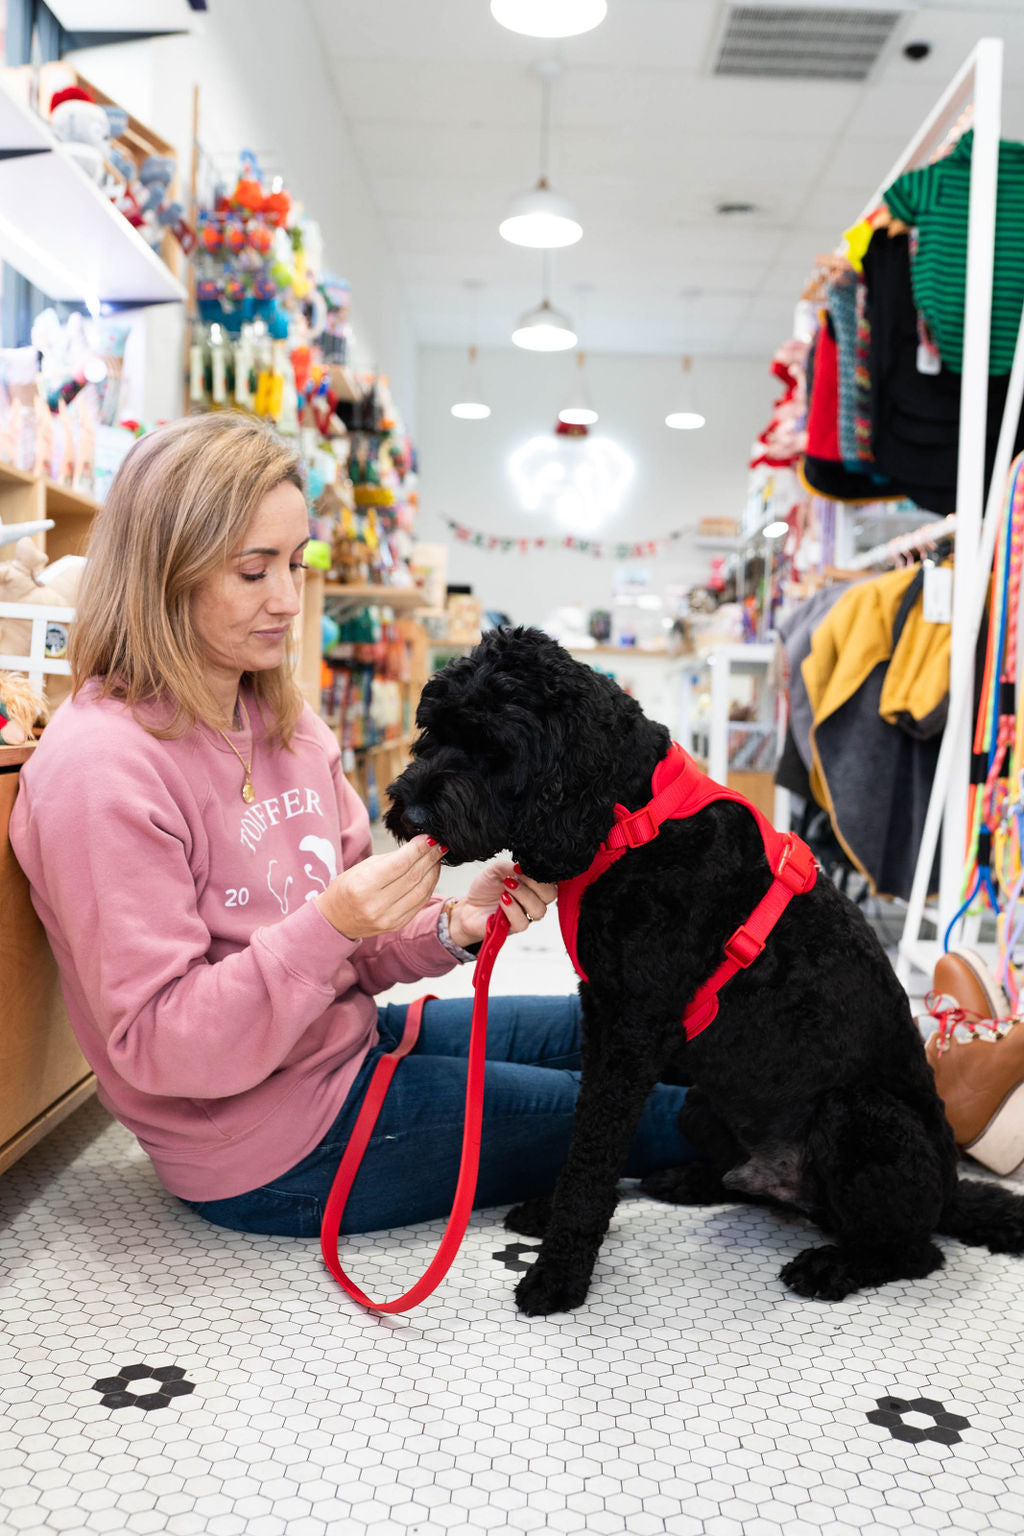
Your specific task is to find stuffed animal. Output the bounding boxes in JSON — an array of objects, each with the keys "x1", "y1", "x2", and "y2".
[
  {"x1": 0, "y1": 671, "x2": 48, "y2": 745},
  {"x1": 0, "y1": 538, "x2": 83, "y2": 668},
  {"x1": 49, "y1": 86, "x2": 111, "y2": 184}
]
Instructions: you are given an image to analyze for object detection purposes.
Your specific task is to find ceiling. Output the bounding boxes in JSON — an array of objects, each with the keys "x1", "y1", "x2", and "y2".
[{"x1": 307, "y1": 0, "x2": 1024, "y2": 359}]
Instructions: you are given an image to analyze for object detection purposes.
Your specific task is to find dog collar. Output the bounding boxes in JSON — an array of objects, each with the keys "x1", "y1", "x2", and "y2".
[{"x1": 557, "y1": 742, "x2": 818, "y2": 1041}]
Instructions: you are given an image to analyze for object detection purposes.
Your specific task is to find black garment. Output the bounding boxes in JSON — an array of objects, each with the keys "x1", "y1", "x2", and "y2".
[{"x1": 861, "y1": 228, "x2": 1024, "y2": 514}]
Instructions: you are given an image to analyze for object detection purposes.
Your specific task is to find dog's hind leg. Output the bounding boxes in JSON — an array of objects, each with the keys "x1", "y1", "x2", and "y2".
[
  {"x1": 780, "y1": 1086, "x2": 946, "y2": 1301},
  {"x1": 512, "y1": 1041, "x2": 665, "y2": 1316},
  {"x1": 640, "y1": 1087, "x2": 751, "y2": 1206}
]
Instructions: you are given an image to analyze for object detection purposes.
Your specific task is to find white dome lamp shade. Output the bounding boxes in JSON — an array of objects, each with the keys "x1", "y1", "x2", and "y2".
[
  {"x1": 499, "y1": 177, "x2": 582, "y2": 249},
  {"x1": 665, "y1": 355, "x2": 706, "y2": 430},
  {"x1": 491, "y1": 0, "x2": 608, "y2": 38},
  {"x1": 451, "y1": 346, "x2": 491, "y2": 419},
  {"x1": 512, "y1": 297, "x2": 577, "y2": 352},
  {"x1": 558, "y1": 351, "x2": 598, "y2": 425}
]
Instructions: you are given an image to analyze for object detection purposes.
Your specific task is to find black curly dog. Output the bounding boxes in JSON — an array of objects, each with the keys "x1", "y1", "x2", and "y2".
[{"x1": 385, "y1": 627, "x2": 1024, "y2": 1315}]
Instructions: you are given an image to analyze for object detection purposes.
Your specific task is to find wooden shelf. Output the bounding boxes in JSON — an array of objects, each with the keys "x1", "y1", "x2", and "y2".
[{"x1": 44, "y1": 481, "x2": 101, "y2": 518}]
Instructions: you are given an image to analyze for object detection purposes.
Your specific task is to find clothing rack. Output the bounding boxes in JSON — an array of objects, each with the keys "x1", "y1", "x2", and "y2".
[
  {"x1": 846, "y1": 515, "x2": 956, "y2": 573},
  {"x1": 880, "y1": 38, "x2": 1024, "y2": 983}
]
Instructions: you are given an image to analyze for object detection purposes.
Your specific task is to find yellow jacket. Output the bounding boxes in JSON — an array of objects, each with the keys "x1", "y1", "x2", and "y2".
[{"x1": 802, "y1": 564, "x2": 950, "y2": 811}]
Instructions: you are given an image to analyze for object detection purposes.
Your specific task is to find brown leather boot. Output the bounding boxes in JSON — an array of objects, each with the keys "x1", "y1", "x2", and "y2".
[{"x1": 925, "y1": 947, "x2": 1024, "y2": 1176}]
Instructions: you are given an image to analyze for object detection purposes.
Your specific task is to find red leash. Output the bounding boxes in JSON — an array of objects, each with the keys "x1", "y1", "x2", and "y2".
[{"x1": 320, "y1": 908, "x2": 509, "y2": 1312}]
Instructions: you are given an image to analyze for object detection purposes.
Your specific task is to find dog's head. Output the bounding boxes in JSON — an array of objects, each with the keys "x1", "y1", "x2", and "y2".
[{"x1": 384, "y1": 626, "x2": 667, "y2": 882}]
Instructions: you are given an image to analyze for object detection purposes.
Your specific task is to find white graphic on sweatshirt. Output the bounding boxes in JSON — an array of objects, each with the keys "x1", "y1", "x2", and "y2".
[
  {"x1": 266, "y1": 859, "x2": 294, "y2": 915},
  {"x1": 299, "y1": 834, "x2": 338, "y2": 901},
  {"x1": 239, "y1": 787, "x2": 324, "y2": 853}
]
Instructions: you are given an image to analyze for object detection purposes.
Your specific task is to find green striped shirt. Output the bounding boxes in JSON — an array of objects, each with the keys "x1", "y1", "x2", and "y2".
[{"x1": 884, "y1": 128, "x2": 1024, "y2": 375}]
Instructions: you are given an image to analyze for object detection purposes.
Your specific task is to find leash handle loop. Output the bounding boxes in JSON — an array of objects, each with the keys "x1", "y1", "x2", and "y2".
[{"x1": 320, "y1": 907, "x2": 510, "y2": 1313}]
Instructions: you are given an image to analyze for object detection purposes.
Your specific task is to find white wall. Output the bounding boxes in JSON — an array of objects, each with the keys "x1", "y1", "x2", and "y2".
[
  {"x1": 415, "y1": 345, "x2": 776, "y2": 629},
  {"x1": 69, "y1": 0, "x2": 418, "y2": 428}
]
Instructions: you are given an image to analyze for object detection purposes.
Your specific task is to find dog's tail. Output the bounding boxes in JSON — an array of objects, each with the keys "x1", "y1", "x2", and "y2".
[{"x1": 936, "y1": 1177, "x2": 1024, "y2": 1252}]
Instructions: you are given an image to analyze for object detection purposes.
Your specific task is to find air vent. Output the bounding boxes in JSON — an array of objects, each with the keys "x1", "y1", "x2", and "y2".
[{"x1": 713, "y1": 6, "x2": 901, "y2": 82}]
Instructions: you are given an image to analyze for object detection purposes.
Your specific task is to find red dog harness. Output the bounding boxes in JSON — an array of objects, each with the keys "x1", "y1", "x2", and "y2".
[{"x1": 558, "y1": 742, "x2": 818, "y2": 1041}]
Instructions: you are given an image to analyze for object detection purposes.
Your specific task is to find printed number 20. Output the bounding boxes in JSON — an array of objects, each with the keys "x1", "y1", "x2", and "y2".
[{"x1": 226, "y1": 888, "x2": 250, "y2": 907}]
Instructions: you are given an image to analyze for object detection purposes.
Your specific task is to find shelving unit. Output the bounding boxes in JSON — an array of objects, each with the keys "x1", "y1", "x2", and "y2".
[
  {"x1": 0, "y1": 742, "x2": 95, "y2": 1175},
  {"x1": 677, "y1": 644, "x2": 783, "y2": 823},
  {"x1": 0, "y1": 72, "x2": 186, "y2": 308}
]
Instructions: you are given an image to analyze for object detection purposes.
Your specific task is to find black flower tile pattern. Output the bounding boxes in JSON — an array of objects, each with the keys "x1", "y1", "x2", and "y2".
[
  {"x1": 3, "y1": 1094, "x2": 1024, "y2": 1535},
  {"x1": 492, "y1": 1241, "x2": 540, "y2": 1272},
  {"x1": 91, "y1": 1363, "x2": 196, "y2": 1411},
  {"x1": 866, "y1": 1393, "x2": 971, "y2": 1444}
]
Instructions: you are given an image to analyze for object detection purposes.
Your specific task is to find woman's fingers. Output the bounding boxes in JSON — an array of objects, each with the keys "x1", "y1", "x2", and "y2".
[{"x1": 318, "y1": 837, "x2": 444, "y2": 937}]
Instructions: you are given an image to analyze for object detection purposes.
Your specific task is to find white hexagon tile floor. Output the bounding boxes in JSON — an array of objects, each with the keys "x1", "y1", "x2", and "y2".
[{"x1": 4, "y1": 910, "x2": 1024, "y2": 1536}]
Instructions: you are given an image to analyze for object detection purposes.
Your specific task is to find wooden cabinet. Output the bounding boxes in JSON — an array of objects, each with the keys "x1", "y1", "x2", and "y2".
[{"x1": 0, "y1": 745, "x2": 95, "y2": 1175}]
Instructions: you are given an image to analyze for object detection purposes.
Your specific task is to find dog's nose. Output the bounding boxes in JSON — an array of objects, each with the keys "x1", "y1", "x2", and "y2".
[{"x1": 401, "y1": 805, "x2": 432, "y2": 837}]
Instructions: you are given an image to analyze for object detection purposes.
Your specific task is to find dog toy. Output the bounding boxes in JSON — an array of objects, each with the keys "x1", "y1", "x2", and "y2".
[{"x1": 0, "y1": 670, "x2": 48, "y2": 744}]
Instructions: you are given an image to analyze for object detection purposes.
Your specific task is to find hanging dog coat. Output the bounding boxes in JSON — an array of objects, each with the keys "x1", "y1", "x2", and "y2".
[{"x1": 557, "y1": 741, "x2": 818, "y2": 1041}]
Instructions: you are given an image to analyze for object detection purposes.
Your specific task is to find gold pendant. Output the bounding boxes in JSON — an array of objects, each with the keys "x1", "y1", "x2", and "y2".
[{"x1": 242, "y1": 778, "x2": 255, "y2": 804}]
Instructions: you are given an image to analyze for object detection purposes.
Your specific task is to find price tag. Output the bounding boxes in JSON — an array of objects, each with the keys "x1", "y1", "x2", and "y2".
[{"x1": 922, "y1": 561, "x2": 953, "y2": 624}]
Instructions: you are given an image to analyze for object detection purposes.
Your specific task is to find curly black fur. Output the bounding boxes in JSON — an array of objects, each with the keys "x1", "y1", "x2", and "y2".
[{"x1": 385, "y1": 627, "x2": 1024, "y2": 1315}]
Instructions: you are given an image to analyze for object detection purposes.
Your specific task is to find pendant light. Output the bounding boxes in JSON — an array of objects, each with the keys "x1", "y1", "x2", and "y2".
[
  {"x1": 451, "y1": 346, "x2": 491, "y2": 419},
  {"x1": 512, "y1": 299, "x2": 577, "y2": 351},
  {"x1": 451, "y1": 283, "x2": 492, "y2": 418},
  {"x1": 512, "y1": 254, "x2": 578, "y2": 351},
  {"x1": 491, "y1": 0, "x2": 608, "y2": 38},
  {"x1": 665, "y1": 356, "x2": 706, "y2": 431},
  {"x1": 500, "y1": 59, "x2": 582, "y2": 249},
  {"x1": 558, "y1": 351, "x2": 598, "y2": 425}
]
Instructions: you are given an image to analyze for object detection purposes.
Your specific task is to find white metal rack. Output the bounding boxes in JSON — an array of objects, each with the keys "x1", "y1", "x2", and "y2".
[{"x1": 861, "y1": 39, "x2": 1024, "y2": 984}]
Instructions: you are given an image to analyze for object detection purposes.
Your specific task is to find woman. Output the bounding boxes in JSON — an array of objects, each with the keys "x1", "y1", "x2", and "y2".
[{"x1": 10, "y1": 413, "x2": 696, "y2": 1238}]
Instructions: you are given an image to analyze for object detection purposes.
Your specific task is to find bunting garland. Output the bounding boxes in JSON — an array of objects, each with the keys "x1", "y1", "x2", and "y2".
[{"x1": 442, "y1": 518, "x2": 689, "y2": 559}]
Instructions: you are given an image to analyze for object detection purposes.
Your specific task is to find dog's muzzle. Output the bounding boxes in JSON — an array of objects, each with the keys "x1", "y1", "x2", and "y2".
[{"x1": 397, "y1": 803, "x2": 432, "y2": 838}]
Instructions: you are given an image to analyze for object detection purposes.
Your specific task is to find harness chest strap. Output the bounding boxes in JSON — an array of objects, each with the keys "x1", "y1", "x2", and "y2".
[{"x1": 557, "y1": 742, "x2": 818, "y2": 1042}]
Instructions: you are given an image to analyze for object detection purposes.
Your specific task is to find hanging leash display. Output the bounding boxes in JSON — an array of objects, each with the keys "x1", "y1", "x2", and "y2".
[
  {"x1": 946, "y1": 451, "x2": 1024, "y2": 977},
  {"x1": 319, "y1": 907, "x2": 510, "y2": 1313}
]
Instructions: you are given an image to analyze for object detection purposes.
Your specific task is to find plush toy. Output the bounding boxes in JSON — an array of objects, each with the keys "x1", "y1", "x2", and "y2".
[
  {"x1": 0, "y1": 538, "x2": 83, "y2": 668},
  {"x1": 0, "y1": 671, "x2": 48, "y2": 745},
  {"x1": 49, "y1": 86, "x2": 111, "y2": 184}
]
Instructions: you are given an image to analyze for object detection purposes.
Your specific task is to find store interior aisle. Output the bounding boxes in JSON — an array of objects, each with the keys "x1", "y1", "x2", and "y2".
[{"x1": 3, "y1": 857, "x2": 1024, "y2": 1536}]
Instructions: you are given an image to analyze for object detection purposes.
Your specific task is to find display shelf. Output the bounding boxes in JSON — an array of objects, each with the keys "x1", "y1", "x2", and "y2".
[
  {"x1": 0, "y1": 74, "x2": 186, "y2": 307},
  {"x1": 322, "y1": 582, "x2": 425, "y2": 619}
]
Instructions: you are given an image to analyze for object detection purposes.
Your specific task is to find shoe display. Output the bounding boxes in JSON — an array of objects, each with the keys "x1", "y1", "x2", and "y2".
[{"x1": 925, "y1": 947, "x2": 1024, "y2": 1176}]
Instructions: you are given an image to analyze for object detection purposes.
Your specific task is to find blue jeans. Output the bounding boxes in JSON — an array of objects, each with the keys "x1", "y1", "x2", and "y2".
[{"x1": 183, "y1": 994, "x2": 698, "y2": 1238}]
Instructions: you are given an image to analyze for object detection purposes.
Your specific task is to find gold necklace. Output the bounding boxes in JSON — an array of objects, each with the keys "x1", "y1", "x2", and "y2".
[{"x1": 217, "y1": 696, "x2": 255, "y2": 804}]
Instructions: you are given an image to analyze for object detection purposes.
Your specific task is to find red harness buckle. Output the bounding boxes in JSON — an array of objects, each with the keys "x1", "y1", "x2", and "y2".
[
  {"x1": 614, "y1": 806, "x2": 659, "y2": 849},
  {"x1": 724, "y1": 924, "x2": 765, "y2": 968},
  {"x1": 774, "y1": 835, "x2": 818, "y2": 894}
]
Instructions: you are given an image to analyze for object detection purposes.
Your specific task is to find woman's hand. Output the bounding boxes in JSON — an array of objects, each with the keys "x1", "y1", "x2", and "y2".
[
  {"x1": 447, "y1": 860, "x2": 557, "y2": 947},
  {"x1": 316, "y1": 836, "x2": 445, "y2": 940}
]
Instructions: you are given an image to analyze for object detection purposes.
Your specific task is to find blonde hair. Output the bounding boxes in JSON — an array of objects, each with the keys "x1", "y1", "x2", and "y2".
[{"x1": 70, "y1": 412, "x2": 306, "y2": 743}]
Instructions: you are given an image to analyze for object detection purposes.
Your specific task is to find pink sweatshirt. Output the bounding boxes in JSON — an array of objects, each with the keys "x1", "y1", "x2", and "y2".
[{"x1": 9, "y1": 685, "x2": 458, "y2": 1201}]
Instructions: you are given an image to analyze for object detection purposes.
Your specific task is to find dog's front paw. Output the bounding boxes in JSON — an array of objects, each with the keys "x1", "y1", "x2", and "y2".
[
  {"x1": 780, "y1": 1244, "x2": 855, "y2": 1301},
  {"x1": 514, "y1": 1255, "x2": 592, "y2": 1316},
  {"x1": 505, "y1": 1195, "x2": 552, "y2": 1238}
]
